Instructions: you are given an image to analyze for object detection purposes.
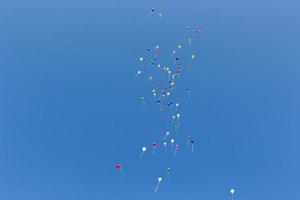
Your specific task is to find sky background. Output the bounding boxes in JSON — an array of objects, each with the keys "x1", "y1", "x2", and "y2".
[{"x1": 0, "y1": 0, "x2": 300, "y2": 199}]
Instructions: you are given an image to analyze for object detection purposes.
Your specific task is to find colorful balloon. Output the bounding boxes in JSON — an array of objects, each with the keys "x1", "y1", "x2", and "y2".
[
  {"x1": 140, "y1": 146, "x2": 147, "y2": 158},
  {"x1": 174, "y1": 144, "x2": 179, "y2": 156},
  {"x1": 115, "y1": 163, "x2": 124, "y2": 179},
  {"x1": 155, "y1": 177, "x2": 163, "y2": 192},
  {"x1": 152, "y1": 142, "x2": 157, "y2": 156},
  {"x1": 115, "y1": 163, "x2": 121, "y2": 169},
  {"x1": 230, "y1": 188, "x2": 235, "y2": 200}
]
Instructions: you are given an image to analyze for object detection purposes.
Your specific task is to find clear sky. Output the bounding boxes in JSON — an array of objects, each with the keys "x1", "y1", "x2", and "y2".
[{"x1": 0, "y1": 0, "x2": 299, "y2": 199}]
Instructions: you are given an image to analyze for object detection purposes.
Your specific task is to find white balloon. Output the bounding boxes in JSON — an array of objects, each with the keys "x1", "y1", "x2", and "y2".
[
  {"x1": 230, "y1": 189, "x2": 235, "y2": 194},
  {"x1": 171, "y1": 139, "x2": 175, "y2": 143},
  {"x1": 163, "y1": 142, "x2": 167, "y2": 146},
  {"x1": 158, "y1": 177, "x2": 162, "y2": 182},
  {"x1": 142, "y1": 147, "x2": 147, "y2": 152}
]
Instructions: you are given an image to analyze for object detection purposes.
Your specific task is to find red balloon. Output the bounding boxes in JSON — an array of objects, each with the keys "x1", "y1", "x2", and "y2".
[{"x1": 115, "y1": 163, "x2": 121, "y2": 169}]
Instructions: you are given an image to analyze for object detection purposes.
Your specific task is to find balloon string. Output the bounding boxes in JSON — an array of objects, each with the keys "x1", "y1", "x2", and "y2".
[
  {"x1": 154, "y1": 182, "x2": 160, "y2": 192},
  {"x1": 139, "y1": 151, "x2": 144, "y2": 159}
]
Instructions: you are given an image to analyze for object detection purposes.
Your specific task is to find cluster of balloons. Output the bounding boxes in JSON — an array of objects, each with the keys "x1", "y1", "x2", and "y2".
[
  {"x1": 132, "y1": 7, "x2": 201, "y2": 192},
  {"x1": 115, "y1": 7, "x2": 237, "y2": 198}
]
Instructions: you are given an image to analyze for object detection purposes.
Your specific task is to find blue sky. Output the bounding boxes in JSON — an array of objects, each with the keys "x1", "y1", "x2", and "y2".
[{"x1": 0, "y1": 0, "x2": 299, "y2": 199}]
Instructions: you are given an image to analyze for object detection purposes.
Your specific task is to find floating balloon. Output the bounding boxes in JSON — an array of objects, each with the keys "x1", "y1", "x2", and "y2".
[
  {"x1": 173, "y1": 125, "x2": 178, "y2": 133},
  {"x1": 154, "y1": 177, "x2": 163, "y2": 192},
  {"x1": 164, "y1": 131, "x2": 170, "y2": 140},
  {"x1": 176, "y1": 113, "x2": 181, "y2": 127},
  {"x1": 171, "y1": 115, "x2": 176, "y2": 125},
  {"x1": 115, "y1": 163, "x2": 121, "y2": 169},
  {"x1": 174, "y1": 144, "x2": 179, "y2": 156},
  {"x1": 191, "y1": 54, "x2": 196, "y2": 60},
  {"x1": 166, "y1": 167, "x2": 171, "y2": 178},
  {"x1": 139, "y1": 57, "x2": 144, "y2": 62},
  {"x1": 140, "y1": 96, "x2": 146, "y2": 106},
  {"x1": 171, "y1": 49, "x2": 176, "y2": 57},
  {"x1": 186, "y1": 88, "x2": 191, "y2": 98},
  {"x1": 163, "y1": 141, "x2": 167, "y2": 151},
  {"x1": 170, "y1": 139, "x2": 175, "y2": 151},
  {"x1": 168, "y1": 70, "x2": 171, "y2": 81},
  {"x1": 230, "y1": 188, "x2": 235, "y2": 200},
  {"x1": 148, "y1": 8, "x2": 155, "y2": 17},
  {"x1": 140, "y1": 146, "x2": 147, "y2": 158},
  {"x1": 187, "y1": 135, "x2": 192, "y2": 146},
  {"x1": 136, "y1": 70, "x2": 142, "y2": 77},
  {"x1": 186, "y1": 26, "x2": 191, "y2": 33},
  {"x1": 115, "y1": 163, "x2": 124, "y2": 178},
  {"x1": 152, "y1": 142, "x2": 157, "y2": 155},
  {"x1": 175, "y1": 103, "x2": 179, "y2": 110}
]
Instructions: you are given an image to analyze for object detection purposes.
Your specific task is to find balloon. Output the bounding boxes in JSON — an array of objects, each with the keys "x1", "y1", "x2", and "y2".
[
  {"x1": 170, "y1": 139, "x2": 175, "y2": 151},
  {"x1": 115, "y1": 163, "x2": 125, "y2": 178},
  {"x1": 152, "y1": 142, "x2": 157, "y2": 147},
  {"x1": 115, "y1": 163, "x2": 121, "y2": 169},
  {"x1": 174, "y1": 144, "x2": 179, "y2": 156},
  {"x1": 152, "y1": 142, "x2": 157, "y2": 156},
  {"x1": 165, "y1": 131, "x2": 170, "y2": 137},
  {"x1": 186, "y1": 88, "x2": 191, "y2": 98},
  {"x1": 139, "y1": 57, "x2": 144, "y2": 62},
  {"x1": 187, "y1": 136, "x2": 192, "y2": 146},
  {"x1": 163, "y1": 142, "x2": 167, "y2": 152},
  {"x1": 230, "y1": 188, "x2": 235, "y2": 200},
  {"x1": 155, "y1": 177, "x2": 163, "y2": 192},
  {"x1": 140, "y1": 146, "x2": 147, "y2": 158},
  {"x1": 136, "y1": 70, "x2": 142, "y2": 77}
]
